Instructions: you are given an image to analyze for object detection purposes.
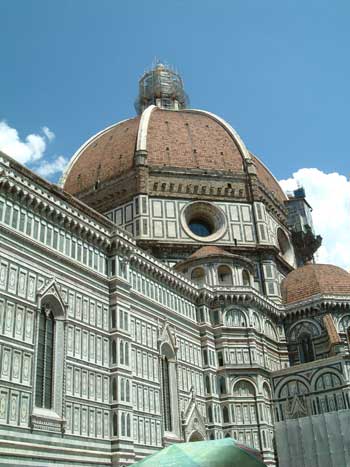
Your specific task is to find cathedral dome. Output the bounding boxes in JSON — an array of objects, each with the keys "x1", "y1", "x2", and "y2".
[
  {"x1": 62, "y1": 106, "x2": 286, "y2": 204},
  {"x1": 281, "y1": 263, "x2": 350, "y2": 304}
]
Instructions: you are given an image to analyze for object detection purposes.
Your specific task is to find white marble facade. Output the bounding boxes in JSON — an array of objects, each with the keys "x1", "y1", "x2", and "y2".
[{"x1": 0, "y1": 150, "x2": 349, "y2": 467}]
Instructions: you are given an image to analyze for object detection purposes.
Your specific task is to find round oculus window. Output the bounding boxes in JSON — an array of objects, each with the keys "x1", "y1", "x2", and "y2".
[{"x1": 181, "y1": 201, "x2": 227, "y2": 242}]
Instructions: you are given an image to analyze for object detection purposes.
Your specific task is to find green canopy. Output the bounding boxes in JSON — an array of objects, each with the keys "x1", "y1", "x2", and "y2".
[{"x1": 133, "y1": 438, "x2": 267, "y2": 467}]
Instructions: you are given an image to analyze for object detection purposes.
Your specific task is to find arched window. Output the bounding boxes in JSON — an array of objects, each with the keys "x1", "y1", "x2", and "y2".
[
  {"x1": 205, "y1": 375, "x2": 211, "y2": 394},
  {"x1": 315, "y1": 373, "x2": 342, "y2": 391},
  {"x1": 262, "y1": 383, "x2": 273, "y2": 424},
  {"x1": 217, "y1": 266, "x2": 233, "y2": 286},
  {"x1": 35, "y1": 307, "x2": 54, "y2": 409},
  {"x1": 113, "y1": 412, "x2": 118, "y2": 436},
  {"x1": 251, "y1": 312, "x2": 261, "y2": 332},
  {"x1": 233, "y1": 380, "x2": 256, "y2": 397},
  {"x1": 279, "y1": 380, "x2": 308, "y2": 399},
  {"x1": 242, "y1": 269, "x2": 250, "y2": 286},
  {"x1": 232, "y1": 380, "x2": 258, "y2": 446},
  {"x1": 126, "y1": 379, "x2": 130, "y2": 402},
  {"x1": 265, "y1": 321, "x2": 278, "y2": 341},
  {"x1": 112, "y1": 340, "x2": 117, "y2": 364},
  {"x1": 112, "y1": 377, "x2": 117, "y2": 400},
  {"x1": 111, "y1": 307, "x2": 117, "y2": 328},
  {"x1": 125, "y1": 342, "x2": 129, "y2": 366},
  {"x1": 219, "y1": 376, "x2": 227, "y2": 395},
  {"x1": 120, "y1": 341, "x2": 124, "y2": 364},
  {"x1": 207, "y1": 405, "x2": 213, "y2": 422},
  {"x1": 298, "y1": 333, "x2": 315, "y2": 363},
  {"x1": 222, "y1": 406, "x2": 229, "y2": 423},
  {"x1": 191, "y1": 267, "x2": 205, "y2": 286},
  {"x1": 225, "y1": 309, "x2": 247, "y2": 327},
  {"x1": 121, "y1": 378, "x2": 125, "y2": 400},
  {"x1": 126, "y1": 413, "x2": 131, "y2": 437},
  {"x1": 209, "y1": 432, "x2": 215, "y2": 440},
  {"x1": 289, "y1": 320, "x2": 320, "y2": 342},
  {"x1": 121, "y1": 413, "x2": 126, "y2": 436},
  {"x1": 225, "y1": 432, "x2": 231, "y2": 438}
]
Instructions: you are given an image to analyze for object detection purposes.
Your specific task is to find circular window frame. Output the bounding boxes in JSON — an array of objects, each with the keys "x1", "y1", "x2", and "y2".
[{"x1": 180, "y1": 201, "x2": 227, "y2": 242}]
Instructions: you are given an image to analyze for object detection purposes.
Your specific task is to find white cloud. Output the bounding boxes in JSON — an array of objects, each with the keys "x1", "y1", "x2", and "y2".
[
  {"x1": 42, "y1": 126, "x2": 55, "y2": 142},
  {"x1": 0, "y1": 120, "x2": 66, "y2": 180},
  {"x1": 0, "y1": 121, "x2": 52, "y2": 164},
  {"x1": 35, "y1": 155, "x2": 68, "y2": 178},
  {"x1": 279, "y1": 168, "x2": 350, "y2": 270}
]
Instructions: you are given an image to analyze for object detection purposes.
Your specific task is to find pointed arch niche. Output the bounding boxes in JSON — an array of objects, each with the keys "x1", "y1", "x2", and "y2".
[
  {"x1": 160, "y1": 341, "x2": 179, "y2": 435},
  {"x1": 32, "y1": 282, "x2": 66, "y2": 432},
  {"x1": 158, "y1": 321, "x2": 181, "y2": 439}
]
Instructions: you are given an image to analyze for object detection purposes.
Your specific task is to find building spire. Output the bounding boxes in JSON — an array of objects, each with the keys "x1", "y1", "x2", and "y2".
[{"x1": 135, "y1": 62, "x2": 188, "y2": 114}]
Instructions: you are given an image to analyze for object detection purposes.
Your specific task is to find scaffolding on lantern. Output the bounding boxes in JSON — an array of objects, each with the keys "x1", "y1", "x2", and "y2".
[{"x1": 135, "y1": 62, "x2": 189, "y2": 114}]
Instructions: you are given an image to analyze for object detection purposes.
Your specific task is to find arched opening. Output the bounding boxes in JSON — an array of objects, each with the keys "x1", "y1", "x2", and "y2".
[
  {"x1": 189, "y1": 430, "x2": 204, "y2": 442},
  {"x1": 191, "y1": 267, "x2": 205, "y2": 286},
  {"x1": 298, "y1": 333, "x2": 315, "y2": 363},
  {"x1": 217, "y1": 265, "x2": 233, "y2": 286},
  {"x1": 242, "y1": 269, "x2": 251, "y2": 286}
]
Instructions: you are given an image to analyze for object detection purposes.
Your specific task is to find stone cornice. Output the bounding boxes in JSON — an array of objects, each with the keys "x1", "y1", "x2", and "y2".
[
  {"x1": 284, "y1": 294, "x2": 350, "y2": 317},
  {"x1": 0, "y1": 166, "x2": 113, "y2": 248},
  {"x1": 210, "y1": 285, "x2": 285, "y2": 319},
  {"x1": 125, "y1": 250, "x2": 199, "y2": 301}
]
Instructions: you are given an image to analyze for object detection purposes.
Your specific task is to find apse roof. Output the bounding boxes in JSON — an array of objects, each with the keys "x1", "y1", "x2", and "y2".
[{"x1": 281, "y1": 263, "x2": 350, "y2": 304}]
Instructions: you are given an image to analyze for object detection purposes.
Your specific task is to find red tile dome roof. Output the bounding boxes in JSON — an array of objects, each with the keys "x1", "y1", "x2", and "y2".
[
  {"x1": 62, "y1": 107, "x2": 286, "y2": 204},
  {"x1": 281, "y1": 263, "x2": 350, "y2": 304}
]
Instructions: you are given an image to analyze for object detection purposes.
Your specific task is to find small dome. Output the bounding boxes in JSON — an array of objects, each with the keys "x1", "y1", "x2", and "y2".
[
  {"x1": 189, "y1": 246, "x2": 233, "y2": 260},
  {"x1": 175, "y1": 246, "x2": 253, "y2": 272},
  {"x1": 281, "y1": 263, "x2": 350, "y2": 304}
]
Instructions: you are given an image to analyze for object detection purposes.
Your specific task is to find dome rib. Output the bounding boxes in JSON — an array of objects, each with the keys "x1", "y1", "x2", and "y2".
[{"x1": 136, "y1": 105, "x2": 156, "y2": 152}]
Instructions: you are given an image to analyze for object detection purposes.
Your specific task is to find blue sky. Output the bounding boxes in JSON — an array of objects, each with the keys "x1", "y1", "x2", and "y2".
[{"x1": 0, "y1": 0, "x2": 349, "y2": 267}]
